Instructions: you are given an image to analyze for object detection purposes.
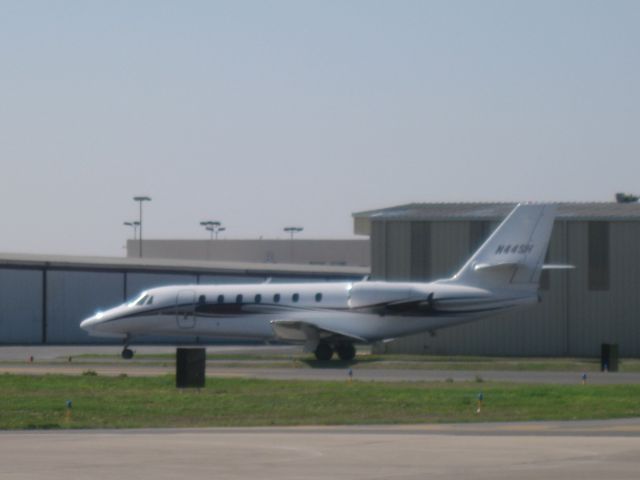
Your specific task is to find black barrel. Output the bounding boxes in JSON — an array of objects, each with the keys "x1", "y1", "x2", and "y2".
[
  {"x1": 176, "y1": 348, "x2": 206, "y2": 388},
  {"x1": 601, "y1": 343, "x2": 619, "y2": 372}
]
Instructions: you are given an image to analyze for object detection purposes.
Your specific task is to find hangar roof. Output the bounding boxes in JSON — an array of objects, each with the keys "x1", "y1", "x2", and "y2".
[
  {"x1": 0, "y1": 252, "x2": 369, "y2": 278},
  {"x1": 352, "y1": 202, "x2": 640, "y2": 235}
]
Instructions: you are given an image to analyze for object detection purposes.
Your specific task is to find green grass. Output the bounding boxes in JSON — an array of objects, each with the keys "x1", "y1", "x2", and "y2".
[{"x1": 1, "y1": 373, "x2": 640, "y2": 430}]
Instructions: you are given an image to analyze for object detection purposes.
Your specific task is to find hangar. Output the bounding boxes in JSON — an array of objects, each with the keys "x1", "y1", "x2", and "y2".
[
  {"x1": 353, "y1": 202, "x2": 640, "y2": 357},
  {"x1": 0, "y1": 253, "x2": 367, "y2": 345}
]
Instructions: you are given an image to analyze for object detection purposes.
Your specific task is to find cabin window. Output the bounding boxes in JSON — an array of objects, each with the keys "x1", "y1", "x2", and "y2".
[
  {"x1": 198, "y1": 295, "x2": 206, "y2": 305},
  {"x1": 236, "y1": 294, "x2": 243, "y2": 304},
  {"x1": 273, "y1": 293, "x2": 280, "y2": 303},
  {"x1": 292, "y1": 293, "x2": 299, "y2": 303},
  {"x1": 255, "y1": 294, "x2": 262, "y2": 303},
  {"x1": 217, "y1": 294, "x2": 225, "y2": 304},
  {"x1": 315, "y1": 293, "x2": 322, "y2": 302}
]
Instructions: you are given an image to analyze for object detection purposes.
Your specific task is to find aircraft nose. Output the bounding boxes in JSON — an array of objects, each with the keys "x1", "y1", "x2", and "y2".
[
  {"x1": 80, "y1": 312, "x2": 103, "y2": 331},
  {"x1": 80, "y1": 316, "x2": 94, "y2": 331}
]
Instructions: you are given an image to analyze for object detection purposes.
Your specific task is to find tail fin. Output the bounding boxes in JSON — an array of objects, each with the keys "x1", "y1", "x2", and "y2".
[{"x1": 447, "y1": 204, "x2": 556, "y2": 289}]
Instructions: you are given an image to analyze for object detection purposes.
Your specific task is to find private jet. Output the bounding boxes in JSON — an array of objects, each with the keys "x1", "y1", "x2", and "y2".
[{"x1": 81, "y1": 204, "x2": 565, "y2": 360}]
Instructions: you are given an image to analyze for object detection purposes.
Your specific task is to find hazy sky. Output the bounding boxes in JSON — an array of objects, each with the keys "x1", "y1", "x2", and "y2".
[{"x1": 1, "y1": 1, "x2": 639, "y2": 256}]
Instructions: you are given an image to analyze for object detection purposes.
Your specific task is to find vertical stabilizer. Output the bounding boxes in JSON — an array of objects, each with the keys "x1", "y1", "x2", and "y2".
[{"x1": 447, "y1": 204, "x2": 556, "y2": 289}]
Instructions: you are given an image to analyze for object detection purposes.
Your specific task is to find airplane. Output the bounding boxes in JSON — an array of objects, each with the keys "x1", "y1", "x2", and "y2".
[{"x1": 81, "y1": 203, "x2": 566, "y2": 361}]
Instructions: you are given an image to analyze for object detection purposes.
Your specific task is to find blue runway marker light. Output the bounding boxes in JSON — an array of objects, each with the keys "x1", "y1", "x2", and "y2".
[
  {"x1": 582, "y1": 373, "x2": 587, "y2": 384},
  {"x1": 65, "y1": 400, "x2": 73, "y2": 421},
  {"x1": 476, "y1": 392, "x2": 484, "y2": 414},
  {"x1": 347, "y1": 368, "x2": 353, "y2": 382}
]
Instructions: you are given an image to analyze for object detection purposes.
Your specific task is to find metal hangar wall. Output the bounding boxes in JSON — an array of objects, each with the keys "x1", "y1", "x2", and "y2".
[
  {"x1": 0, "y1": 254, "x2": 367, "y2": 345},
  {"x1": 353, "y1": 203, "x2": 640, "y2": 357}
]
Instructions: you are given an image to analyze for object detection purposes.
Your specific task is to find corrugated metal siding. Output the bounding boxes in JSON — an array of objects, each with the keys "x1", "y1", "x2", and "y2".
[
  {"x1": 565, "y1": 221, "x2": 606, "y2": 356},
  {"x1": 410, "y1": 222, "x2": 431, "y2": 281},
  {"x1": 589, "y1": 221, "x2": 637, "y2": 355},
  {"x1": 429, "y1": 222, "x2": 469, "y2": 279},
  {"x1": 469, "y1": 221, "x2": 494, "y2": 254},
  {"x1": 386, "y1": 220, "x2": 571, "y2": 356},
  {"x1": 0, "y1": 269, "x2": 43, "y2": 344},
  {"x1": 388, "y1": 221, "x2": 470, "y2": 355},
  {"x1": 371, "y1": 221, "x2": 386, "y2": 280},
  {"x1": 610, "y1": 222, "x2": 640, "y2": 356},
  {"x1": 46, "y1": 271, "x2": 125, "y2": 344},
  {"x1": 384, "y1": 222, "x2": 411, "y2": 280}
]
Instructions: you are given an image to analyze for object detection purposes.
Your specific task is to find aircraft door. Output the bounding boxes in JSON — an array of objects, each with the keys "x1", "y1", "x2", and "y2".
[{"x1": 176, "y1": 290, "x2": 196, "y2": 329}]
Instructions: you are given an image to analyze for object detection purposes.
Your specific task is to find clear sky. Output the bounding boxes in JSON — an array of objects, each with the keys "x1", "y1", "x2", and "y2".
[{"x1": 1, "y1": 1, "x2": 639, "y2": 256}]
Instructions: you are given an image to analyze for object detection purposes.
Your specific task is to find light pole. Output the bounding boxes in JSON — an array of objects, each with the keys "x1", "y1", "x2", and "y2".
[
  {"x1": 133, "y1": 196, "x2": 151, "y2": 258},
  {"x1": 123, "y1": 221, "x2": 140, "y2": 240},
  {"x1": 207, "y1": 226, "x2": 226, "y2": 240},
  {"x1": 283, "y1": 226, "x2": 303, "y2": 262},
  {"x1": 200, "y1": 221, "x2": 225, "y2": 240}
]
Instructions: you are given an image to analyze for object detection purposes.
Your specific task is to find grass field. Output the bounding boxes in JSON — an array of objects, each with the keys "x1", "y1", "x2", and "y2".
[{"x1": 1, "y1": 373, "x2": 640, "y2": 430}]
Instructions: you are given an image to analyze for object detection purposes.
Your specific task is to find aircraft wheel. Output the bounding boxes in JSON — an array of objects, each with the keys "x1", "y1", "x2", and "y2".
[
  {"x1": 314, "y1": 342, "x2": 334, "y2": 361},
  {"x1": 336, "y1": 343, "x2": 356, "y2": 361},
  {"x1": 121, "y1": 348, "x2": 134, "y2": 360}
]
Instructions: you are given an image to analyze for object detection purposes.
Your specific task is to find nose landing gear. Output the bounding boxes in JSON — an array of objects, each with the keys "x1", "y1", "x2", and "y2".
[
  {"x1": 121, "y1": 335, "x2": 134, "y2": 359},
  {"x1": 121, "y1": 347, "x2": 134, "y2": 360}
]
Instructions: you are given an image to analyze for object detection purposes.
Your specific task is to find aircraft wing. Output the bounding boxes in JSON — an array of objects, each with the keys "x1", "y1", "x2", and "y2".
[{"x1": 270, "y1": 320, "x2": 367, "y2": 350}]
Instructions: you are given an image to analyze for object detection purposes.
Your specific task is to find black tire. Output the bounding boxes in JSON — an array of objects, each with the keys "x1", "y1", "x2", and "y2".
[
  {"x1": 336, "y1": 343, "x2": 356, "y2": 361},
  {"x1": 121, "y1": 348, "x2": 134, "y2": 360},
  {"x1": 314, "y1": 342, "x2": 334, "y2": 361}
]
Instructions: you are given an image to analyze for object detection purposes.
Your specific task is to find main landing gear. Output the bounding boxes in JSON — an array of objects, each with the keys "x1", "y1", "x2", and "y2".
[{"x1": 314, "y1": 341, "x2": 356, "y2": 361}]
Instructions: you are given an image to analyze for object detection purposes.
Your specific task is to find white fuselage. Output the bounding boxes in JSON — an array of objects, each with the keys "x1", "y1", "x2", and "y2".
[{"x1": 79, "y1": 280, "x2": 536, "y2": 344}]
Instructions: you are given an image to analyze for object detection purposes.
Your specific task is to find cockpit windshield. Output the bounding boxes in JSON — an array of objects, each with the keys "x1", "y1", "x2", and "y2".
[{"x1": 129, "y1": 293, "x2": 149, "y2": 307}]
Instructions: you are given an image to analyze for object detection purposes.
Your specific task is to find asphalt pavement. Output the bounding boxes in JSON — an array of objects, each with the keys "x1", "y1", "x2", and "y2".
[{"x1": 2, "y1": 422, "x2": 640, "y2": 479}]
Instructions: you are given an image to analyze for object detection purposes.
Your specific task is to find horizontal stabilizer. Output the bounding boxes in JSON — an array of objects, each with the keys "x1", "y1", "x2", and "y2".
[
  {"x1": 473, "y1": 262, "x2": 520, "y2": 272},
  {"x1": 542, "y1": 264, "x2": 575, "y2": 270}
]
